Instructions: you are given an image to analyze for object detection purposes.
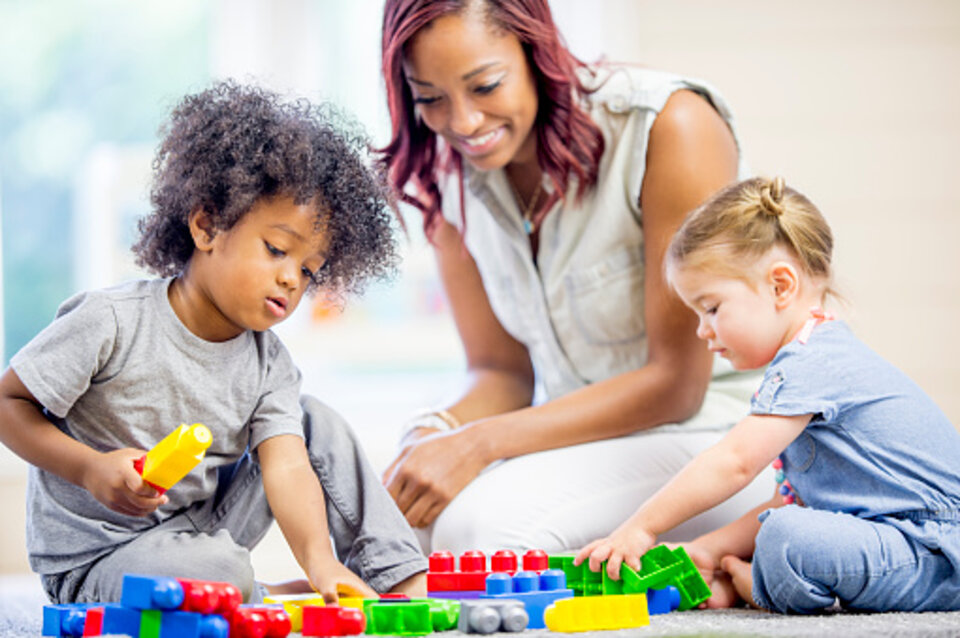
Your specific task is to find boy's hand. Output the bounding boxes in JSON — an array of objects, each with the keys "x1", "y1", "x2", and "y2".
[
  {"x1": 573, "y1": 523, "x2": 657, "y2": 580},
  {"x1": 81, "y1": 448, "x2": 167, "y2": 517},
  {"x1": 307, "y1": 554, "x2": 377, "y2": 605}
]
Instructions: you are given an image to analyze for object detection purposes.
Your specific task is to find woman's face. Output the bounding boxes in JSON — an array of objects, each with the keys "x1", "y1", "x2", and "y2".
[{"x1": 403, "y1": 12, "x2": 539, "y2": 172}]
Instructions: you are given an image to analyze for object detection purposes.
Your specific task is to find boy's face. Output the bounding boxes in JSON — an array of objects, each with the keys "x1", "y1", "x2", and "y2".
[{"x1": 180, "y1": 195, "x2": 327, "y2": 341}]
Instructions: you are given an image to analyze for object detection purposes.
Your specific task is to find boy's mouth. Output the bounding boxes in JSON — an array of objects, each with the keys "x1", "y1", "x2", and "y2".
[{"x1": 266, "y1": 296, "x2": 288, "y2": 318}]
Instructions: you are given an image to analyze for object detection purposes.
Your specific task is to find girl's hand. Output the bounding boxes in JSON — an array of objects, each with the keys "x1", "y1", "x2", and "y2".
[
  {"x1": 306, "y1": 554, "x2": 377, "y2": 605},
  {"x1": 574, "y1": 523, "x2": 657, "y2": 580},
  {"x1": 382, "y1": 428, "x2": 488, "y2": 528},
  {"x1": 81, "y1": 448, "x2": 167, "y2": 517}
]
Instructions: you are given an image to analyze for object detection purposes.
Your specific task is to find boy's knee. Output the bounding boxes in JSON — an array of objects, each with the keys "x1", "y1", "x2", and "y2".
[{"x1": 300, "y1": 394, "x2": 358, "y2": 453}]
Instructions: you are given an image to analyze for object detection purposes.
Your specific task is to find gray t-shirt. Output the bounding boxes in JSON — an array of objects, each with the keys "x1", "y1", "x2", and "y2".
[{"x1": 10, "y1": 277, "x2": 304, "y2": 574}]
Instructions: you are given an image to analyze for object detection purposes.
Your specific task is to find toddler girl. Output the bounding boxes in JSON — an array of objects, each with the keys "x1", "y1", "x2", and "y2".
[{"x1": 576, "y1": 176, "x2": 960, "y2": 613}]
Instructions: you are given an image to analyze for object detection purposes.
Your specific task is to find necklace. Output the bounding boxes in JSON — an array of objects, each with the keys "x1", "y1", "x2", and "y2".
[{"x1": 508, "y1": 176, "x2": 543, "y2": 235}]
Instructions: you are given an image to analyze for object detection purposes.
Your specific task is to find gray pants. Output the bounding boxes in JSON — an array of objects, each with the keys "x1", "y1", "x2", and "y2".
[{"x1": 42, "y1": 396, "x2": 427, "y2": 604}]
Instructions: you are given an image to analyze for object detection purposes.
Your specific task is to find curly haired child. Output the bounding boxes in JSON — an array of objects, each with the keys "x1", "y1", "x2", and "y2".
[
  {"x1": 576, "y1": 176, "x2": 960, "y2": 613},
  {"x1": 0, "y1": 81, "x2": 427, "y2": 604}
]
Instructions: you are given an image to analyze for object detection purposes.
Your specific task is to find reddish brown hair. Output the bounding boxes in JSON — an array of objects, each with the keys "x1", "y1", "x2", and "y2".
[{"x1": 379, "y1": 0, "x2": 604, "y2": 237}]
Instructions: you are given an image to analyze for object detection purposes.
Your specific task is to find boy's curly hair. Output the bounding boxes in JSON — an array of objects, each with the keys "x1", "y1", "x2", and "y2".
[{"x1": 133, "y1": 80, "x2": 399, "y2": 297}]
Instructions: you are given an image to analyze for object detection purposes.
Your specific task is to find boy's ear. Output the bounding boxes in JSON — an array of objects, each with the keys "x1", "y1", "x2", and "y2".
[
  {"x1": 188, "y1": 209, "x2": 217, "y2": 252},
  {"x1": 769, "y1": 261, "x2": 799, "y2": 310}
]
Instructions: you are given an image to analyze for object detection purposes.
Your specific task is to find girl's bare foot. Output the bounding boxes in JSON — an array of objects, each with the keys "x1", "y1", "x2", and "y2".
[
  {"x1": 720, "y1": 555, "x2": 761, "y2": 609},
  {"x1": 704, "y1": 572, "x2": 742, "y2": 608}
]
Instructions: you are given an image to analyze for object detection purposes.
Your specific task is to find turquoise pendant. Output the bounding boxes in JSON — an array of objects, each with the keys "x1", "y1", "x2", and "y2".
[{"x1": 522, "y1": 218, "x2": 534, "y2": 234}]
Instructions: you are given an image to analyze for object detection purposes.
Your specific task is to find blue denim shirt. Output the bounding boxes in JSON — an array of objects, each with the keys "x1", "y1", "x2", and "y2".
[{"x1": 752, "y1": 320, "x2": 960, "y2": 554}]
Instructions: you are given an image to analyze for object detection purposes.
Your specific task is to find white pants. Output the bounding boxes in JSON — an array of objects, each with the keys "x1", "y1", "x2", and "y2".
[{"x1": 418, "y1": 381, "x2": 774, "y2": 555}]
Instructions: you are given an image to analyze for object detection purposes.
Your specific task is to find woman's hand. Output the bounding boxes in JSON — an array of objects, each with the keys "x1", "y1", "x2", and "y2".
[
  {"x1": 382, "y1": 427, "x2": 489, "y2": 528},
  {"x1": 305, "y1": 553, "x2": 376, "y2": 605},
  {"x1": 82, "y1": 448, "x2": 167, "y2": 517},
  {"x1": 574, "y1": 522, "x2": 657, "y2": 580}
]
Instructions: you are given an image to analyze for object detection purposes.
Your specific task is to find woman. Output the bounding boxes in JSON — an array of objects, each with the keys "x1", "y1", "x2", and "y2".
[{"x1": 379, "y1": 0, "x2": 771, "y2": 554}]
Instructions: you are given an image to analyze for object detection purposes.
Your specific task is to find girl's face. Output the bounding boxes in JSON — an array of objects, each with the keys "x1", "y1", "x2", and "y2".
[
  {"x1": 176, "y1": 195, "x2": 328, "y2": 342},
  {"x1": 402, "y1": 12, "x2": 539, "y2": 172},
  {"x1": 670, "y1": 263, "x2": 793, "y2": 371}
]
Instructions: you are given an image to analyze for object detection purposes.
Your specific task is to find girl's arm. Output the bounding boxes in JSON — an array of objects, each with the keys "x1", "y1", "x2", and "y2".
[
  {"x1": 0, "y1": 367, "x2": 165, "y2": 516},
  {"x1": 576, "y1": 412, "x2": 811, "y2": 578},
  {"x1": 384, "y1": 90, "x2": 740, "y2": 527},
  {"x1": 258, "y1": 434, "x2": 376, "y2": 603}
]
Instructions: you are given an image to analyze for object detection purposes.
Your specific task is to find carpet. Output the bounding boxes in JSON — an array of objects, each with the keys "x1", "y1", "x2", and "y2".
[{"x1": 3, "y1": 574, "x2": 959, "y2": 637}]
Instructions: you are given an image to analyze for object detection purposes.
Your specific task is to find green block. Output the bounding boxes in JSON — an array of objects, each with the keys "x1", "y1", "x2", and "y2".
[
  {"x1": 366, "y1": 601, "x2": 433, "y2": 636},
  {"x1": 548, "y1": 553, "x2": 603, "y2": 596},
  {"x1": 424, "y1": 598, "x2": 460, "y2": 631},
  {"x1": 139, "y1": 609, "x2": 162, "y2": 638},
  {"x1": 620, "y1": 545, "x2": 712, "y2": 611}
]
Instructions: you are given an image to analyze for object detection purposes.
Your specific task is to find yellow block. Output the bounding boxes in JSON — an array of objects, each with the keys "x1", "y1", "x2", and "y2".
[
  {"x1": 544, "y1": 593, "x2": 650, "y2": 632},
  {"x1": 141, "y1": 423, "x2": 212, "y2": 489},
  {"x1": 264, "y1": 594, "x2": 325, "y2": 632}
]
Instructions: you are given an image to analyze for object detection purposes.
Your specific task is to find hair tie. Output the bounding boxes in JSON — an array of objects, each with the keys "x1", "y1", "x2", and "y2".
[{"x1": 760, "y1": 176, "x2": 786, "y2": 217}]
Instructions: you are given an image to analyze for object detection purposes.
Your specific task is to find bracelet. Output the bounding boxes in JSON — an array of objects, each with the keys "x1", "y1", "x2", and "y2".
[{"x1": 399, "y1": 408, "x2": 462, "y2": 441}]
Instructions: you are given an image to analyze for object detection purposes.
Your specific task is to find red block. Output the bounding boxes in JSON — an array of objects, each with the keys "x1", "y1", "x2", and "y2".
[
  {"x1": 230, "y1": 607, "x2": 291, "y2": 638},
  {"x1": 178, "y1": 578, "x2": 242, "y2": 615},
  {"x1": 82, "y1": 607, "x2": 104, "y2": 636},
  {"x1": 302, "y1": 605, "x2": 366, "y2": 636}
]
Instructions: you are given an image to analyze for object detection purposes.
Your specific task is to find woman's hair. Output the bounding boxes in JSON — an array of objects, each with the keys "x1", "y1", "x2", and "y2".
[
  {"x1": 379, "y1": 0, "x2": 604, "y2": 236},
  {"x1": 133, "y1": 80, "x2": 398, "y2": 297},
  {"x1": 667, "y1": 176, "x2": 834, "y2": 288}
]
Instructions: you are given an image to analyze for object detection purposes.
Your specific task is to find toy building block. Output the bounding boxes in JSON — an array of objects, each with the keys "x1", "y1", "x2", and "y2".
[
  {"x1": 177, "y1": 578, "x2": 242, "y2": 616},
  {"x1": 121, "y1": 574, "x2": 185, "y2": 610},
  {"x1": 101, "y1": 606, "x2": 142, "y2": 637},
  {"x1": 43, "y1": 603, "x2": 98, "y2": 636},
  {"x1": 229, "y1": 606, "x2": 292, "y2": 638},
  {"x1": 647, "y1": 586, "x2": 681, "y2": 615},
  {"x1": 457, "y1": 599, "x2": 528, "y2": 634},
  {"x1": 156, "y1": 610, "x2": 229, "y2": 638},
  {"x1": 481, "y1": 569, "x2": 573, "y2": 629},
  {"x1": 426, "y1": 550, "x2": 491, "y2": 592},
  {"x1": 364, "y1": 600, "x2": 433, "y2": 636},
  {"x1": 81, "y1": 606, "x2": 104, "y2": 636},
  {"x1": 619, "y1": 545, "x2": 711, "y2": 610},
  {"x1": 543, "y1": 593, "x2": 650, "y2": 632},
  {"x1": 548, "y1": 555, "x2": 602, "y2": 596},
  {"x1": 302, "y1": 605, "x2": 366, "y2": 636},
  {"x1": 263, "y1": 593, "x2": 326, "y2": 632},
  {"x1": 423, "y1": 589, "x2": 484, "y2": 601},
  {"x1": 140, "y1": 609, "x2": 162, "y2": 638},
  {"x1": 134, "y1": 422, "x2": 212, "y2": 494}
]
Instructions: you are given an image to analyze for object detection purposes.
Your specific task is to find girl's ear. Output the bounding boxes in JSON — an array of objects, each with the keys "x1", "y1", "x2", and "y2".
[
  {"x1": 188, "y1": 209, "x2": 217, "y2": 251},
  {"x1": 769, "y1": 261, "x2": 799, "y2": 310}
]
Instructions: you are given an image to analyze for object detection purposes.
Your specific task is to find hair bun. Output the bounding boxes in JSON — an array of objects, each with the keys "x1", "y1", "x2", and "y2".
[{"x1": 760, "y1": 176, "x2": 786, "y2": 217}]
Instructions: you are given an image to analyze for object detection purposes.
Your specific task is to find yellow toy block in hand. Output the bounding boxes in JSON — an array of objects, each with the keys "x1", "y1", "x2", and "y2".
[{"x1": 138, "y1": 423, "x2": 212, "y2": 492}]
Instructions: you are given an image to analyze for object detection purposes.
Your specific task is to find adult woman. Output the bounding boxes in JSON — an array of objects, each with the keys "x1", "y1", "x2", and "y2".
[{"x1": 379, "y1": 0, "x2": 771, "y2": 554}]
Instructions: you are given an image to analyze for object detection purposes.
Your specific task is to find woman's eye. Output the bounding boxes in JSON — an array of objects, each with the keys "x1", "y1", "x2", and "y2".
[
  {"x1": 265, "y1": 241, "x2": 285, "y2": 257},
  {"x1": 413, "y1": 95, "x2": 440, "y2": 106},
  {"x1": 474, "y1": 80, "x2": 500, "y2": 95}
]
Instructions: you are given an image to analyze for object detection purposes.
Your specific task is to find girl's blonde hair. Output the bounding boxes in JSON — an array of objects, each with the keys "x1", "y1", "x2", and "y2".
[{"x1": 667, "y1": 176, "x2": 834, "y2": 290}]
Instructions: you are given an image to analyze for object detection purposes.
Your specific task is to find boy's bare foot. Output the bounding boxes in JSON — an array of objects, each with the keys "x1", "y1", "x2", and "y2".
[
  {"x1": 261, "y1": 578, "x2": 315, "y2": 596},
  {"x1": 387, "y1": 571, "x2": 427, "y2": 598},
  {"x1": 720, "y1": 555, "x2": 762, "y2": 609}
]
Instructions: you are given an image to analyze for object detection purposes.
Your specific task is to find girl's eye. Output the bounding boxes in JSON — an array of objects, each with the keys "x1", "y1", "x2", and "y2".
[
  {"x1": 474, "y1": 80, "x2": 501, "y2": 95},
  {"x1": 265, "y1": 241, "x2": 285, "y2": 257},
  {"x1": 706, "y1": 305, "x2": 719, "y2": 316}
]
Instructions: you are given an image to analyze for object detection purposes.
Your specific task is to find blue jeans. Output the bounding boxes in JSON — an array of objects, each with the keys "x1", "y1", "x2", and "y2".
[
  {"x1": 43, "y1": 396, "x2": 426, "y2": 604},
  {"x1": 752, "y1": 506, "x2": 960, "y2": 613}
]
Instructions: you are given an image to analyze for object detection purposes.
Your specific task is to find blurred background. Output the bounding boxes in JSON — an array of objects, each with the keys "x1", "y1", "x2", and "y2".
[{"x1": 1, "y1": 0, "x2": 958, "y2": 580}]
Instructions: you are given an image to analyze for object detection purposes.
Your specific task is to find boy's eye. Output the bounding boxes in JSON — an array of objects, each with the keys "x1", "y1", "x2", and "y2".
[
  {"x1": 301, "y1": 266, "x2": 316, "y2": 280},
  {"x1": 265, "y1": 241, "x2": 285, "y2": 257}
]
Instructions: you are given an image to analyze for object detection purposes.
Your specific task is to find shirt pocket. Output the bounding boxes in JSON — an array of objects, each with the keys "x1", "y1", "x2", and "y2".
[
  {"x1": 784, "y1": 431, "x2": 817, "y2": 473},
  {"x1": 563, "y1": 245, "x2": 645, "y2": 346}
]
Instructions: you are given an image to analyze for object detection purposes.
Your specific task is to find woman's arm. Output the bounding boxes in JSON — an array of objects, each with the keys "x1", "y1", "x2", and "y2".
[
  {"x1": 384, "y1": 90, "x2": 741, "y2": 526},
  {"x1": 0, "y1": 367, "x2": 165, "y2": 516},
  {"x1": 258, "y1": 434, "x2": 376, "y2": 603}
]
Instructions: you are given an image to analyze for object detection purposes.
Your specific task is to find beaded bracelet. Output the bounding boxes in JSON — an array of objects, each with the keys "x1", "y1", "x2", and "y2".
[{"x1": 772, "y1": 457, "x2": 796, "y2": 505}]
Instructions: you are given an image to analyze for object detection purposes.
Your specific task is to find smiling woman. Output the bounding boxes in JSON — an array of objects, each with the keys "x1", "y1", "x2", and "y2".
[{"x1": 376, "y1": 0, "x2": 773, "y2": 556}]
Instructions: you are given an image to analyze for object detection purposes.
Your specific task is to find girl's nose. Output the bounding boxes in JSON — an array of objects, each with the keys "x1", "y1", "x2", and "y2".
[{"x1": 696, "y1": 318, "x2": 713, "y2": 340}]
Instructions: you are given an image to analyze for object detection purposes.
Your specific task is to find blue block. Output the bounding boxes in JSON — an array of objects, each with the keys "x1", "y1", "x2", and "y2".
[
  {"x1": 101, "y1": 606, "x2": 142, "y2": 636},
  {"x1": 121, "y1": 574, "x2": 185, "y2": 610},
  {"x1": 159, "y1": 610, "x2": 230, "y2": 638},
  {"x1": 647, "y1": 586, "x2": 681, "y2": 615},
  {"x1": 481, "y1": 570, "x2": 573, "y2": 629},
  {"x1": 42, "y1": 603, "x2": 96, "y2": 636}
]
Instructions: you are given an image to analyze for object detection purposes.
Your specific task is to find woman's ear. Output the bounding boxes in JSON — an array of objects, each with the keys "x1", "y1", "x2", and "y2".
[
  {"x1": 769, "y1": 261, "x2": 799, "y2": 310},
  {"x1": 188, "y1": 209, "x2": 217, "y2": 252}
]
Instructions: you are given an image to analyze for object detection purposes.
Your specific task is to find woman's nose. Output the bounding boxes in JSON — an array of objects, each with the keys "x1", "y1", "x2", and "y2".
[{"x1": 447, "y1": 96, "x2": 482, "y2": 136}]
